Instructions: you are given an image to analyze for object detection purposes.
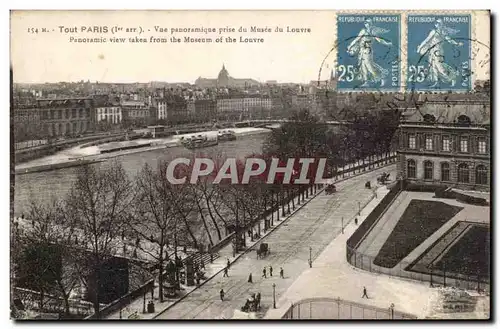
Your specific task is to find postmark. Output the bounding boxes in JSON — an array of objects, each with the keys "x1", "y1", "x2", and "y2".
[
  {"x1": 407, "y1": 14, "x2": 472, "y2": 92},
  {"x1": 336, "y1": 14, "x2": 401, "y2": 92}
]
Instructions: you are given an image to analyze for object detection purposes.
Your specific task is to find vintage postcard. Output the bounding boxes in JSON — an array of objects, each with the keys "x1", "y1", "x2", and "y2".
[{"x1": 10, "y1": 10, "x2": 490, "y2": 320}]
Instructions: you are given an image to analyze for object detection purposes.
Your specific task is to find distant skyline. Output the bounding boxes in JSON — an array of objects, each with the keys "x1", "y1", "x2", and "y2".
[{"x1": 11, "y1": 10, "x2": 490, "y2": 84}]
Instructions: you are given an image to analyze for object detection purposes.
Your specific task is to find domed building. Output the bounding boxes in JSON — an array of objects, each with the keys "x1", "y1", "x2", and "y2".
[
  {"x1": 217, "y1": 64, "x2": 230, "y2": 87},
  {"x1": 195, "y1": 64, "x2": 260, "y2": 88}
]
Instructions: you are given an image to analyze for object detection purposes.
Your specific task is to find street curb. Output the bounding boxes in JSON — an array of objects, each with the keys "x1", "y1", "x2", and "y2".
[{"x1": 152, "y1": 160, "x2": 397, "y2": 319}]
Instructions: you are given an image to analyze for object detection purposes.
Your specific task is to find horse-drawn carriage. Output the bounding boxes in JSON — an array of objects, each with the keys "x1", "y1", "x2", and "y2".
[
  {"x1": 377, "y1": 172, "x2": 390, "y2": 184},
  {"x1": 241, "y1": 293, "x2": 260, "y2": 312},
  {"x1": 256, "y1": 243, "x2": 270, "y2": 259},
  {"x1": 325, "y1": 184, "x2": 336, "y2": 195}
]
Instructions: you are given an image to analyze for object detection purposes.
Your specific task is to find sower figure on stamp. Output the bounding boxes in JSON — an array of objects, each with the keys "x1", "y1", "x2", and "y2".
[
  {"x1": 347, "y1": 18, "x2": 393, "y2": 87},
  {"x1": 417, "y1": 19, "x2": 463, "y2": 88}
]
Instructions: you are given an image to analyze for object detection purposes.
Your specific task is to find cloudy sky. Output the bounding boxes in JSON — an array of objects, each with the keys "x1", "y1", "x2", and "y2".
[{"x1": 10, "y1": 10, "x2": 490, "y2": 84}]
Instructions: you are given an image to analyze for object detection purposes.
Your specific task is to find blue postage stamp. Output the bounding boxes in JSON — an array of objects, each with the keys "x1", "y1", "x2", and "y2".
[
  {"x1": 336, "y1": 14, "x2": 401, "y2": 92},
  {"x1": 407, "y1": 15, "x2": 472, "y2": 92}
]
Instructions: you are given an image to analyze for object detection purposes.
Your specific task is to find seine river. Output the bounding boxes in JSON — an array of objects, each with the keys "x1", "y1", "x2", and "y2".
[{"x1": 14, "y1": 132, "x2": 269, "y2": 216}]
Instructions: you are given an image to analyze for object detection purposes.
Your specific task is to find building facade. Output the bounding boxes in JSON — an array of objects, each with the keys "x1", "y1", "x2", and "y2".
[
  {"x1": 194, "y1": 99, "x2": 217, "y2": 123},
  {"x1": 157, "y1": 100, "x2": 168, "y2": 120},
  {"x1": 37, "y1": 98, "x2": 95, "y2": 137},
  {"x1": 397, "y1": 100, "x2": 490, "y2": 191},
  {"x1": 121, "y1": 100, "x2": 151, "y2": 127},
  {"x1": 216, "y1": 95, "x2": 272, "y2": 121},
  {"x1": 95, "y1": 106, "x2": 122, "y2": 124}
]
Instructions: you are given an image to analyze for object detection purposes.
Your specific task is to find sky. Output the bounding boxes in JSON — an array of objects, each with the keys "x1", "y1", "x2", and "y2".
[{"x1": 10, "y1": 10, "x2": 490, "y2": 84}]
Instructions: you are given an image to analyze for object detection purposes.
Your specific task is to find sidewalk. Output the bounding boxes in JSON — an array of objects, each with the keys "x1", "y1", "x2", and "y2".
[{"x1": 265, "y1": 186, "x2": 440, "y2": 319}]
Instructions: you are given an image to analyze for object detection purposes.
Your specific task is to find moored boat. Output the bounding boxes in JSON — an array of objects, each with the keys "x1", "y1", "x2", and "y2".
[
  {"x1": 181, "y1": 134, "x2": 218, "y2": 149},
  {"x1": 218, "y1": 130, "x2": 237, "y2": 141}
]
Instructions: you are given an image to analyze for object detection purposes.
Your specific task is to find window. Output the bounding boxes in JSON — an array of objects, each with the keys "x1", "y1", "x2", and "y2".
[
  {"x1": 442, "y1": 136, "x2": 450, "y2": 151},
  {"x1": 424, "y1": 161, "x2": 434, "y2": 180},
  {"x1": 478, "y1": 138, "x2": 487, "y2": 154},
  {"x1": 460, "y1": 137, "x2": 468, "y2": 153},
  {"x1": 425, "y1": 136, "x2": 433, "y2": 150},
  {"x1": 457, "y1": 115, "x2": 471, "y2": 126},
  {"x1": 408, "y1": 135, "x2": 416, "y2": 149},
  {"x1": 457, "y1": 163, "x2": 469, "y2": 183},
  {"x1": 441, "y1": 162, "x2": 450, "y2": 182},
  {"x1": 475, "y1": 165, "x2": 488, "y2": 185},
  {"x1": 407, "y1": 159, "x2": 416, "y2": 179},
  {"x1": 423, "y1": 114, "x2": 436, "y2": 123}
]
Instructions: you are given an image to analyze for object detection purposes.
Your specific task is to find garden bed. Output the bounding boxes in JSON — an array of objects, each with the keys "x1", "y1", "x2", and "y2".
[{"x1": 373, "y1": 199, "x2": 463, "y2": 268}]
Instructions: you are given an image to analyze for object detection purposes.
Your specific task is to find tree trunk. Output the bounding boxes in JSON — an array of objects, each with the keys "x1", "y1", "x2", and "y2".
[
  {"x1": 210, "y1": 200, "x2": 227, "y2": 227},
  {"x1": 159, "y1": 244, "x2": 164, "y2": 303},
  {"x1": 287, "y1": 189, "x2": 291, "y2": 213},
  {"x1": 291, "y1": 188, "x2": 296, "y2": 210},
  {"x1": 180, "y1": 215, "x2": 198, "y2": 248},
  {"x1": 281, "y1": 189, "x2": 286, "y2": 217},
  {"x1": 197, "y1": 199, "x2": 214, "y2": 247},
  {"x1": 276, "y1": 191, "x2": 280, "y2": 221},
  {"x1": 270, "y1": 192, "x2": 274, "y2": 226},
  {"x1": 206, "y1": 198, "x2": 222, "y2": 241}
]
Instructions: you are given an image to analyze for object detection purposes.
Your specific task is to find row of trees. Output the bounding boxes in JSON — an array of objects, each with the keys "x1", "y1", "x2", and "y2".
[{"x1": 12, "y1": 109, "x2": 400, "y2": 319}]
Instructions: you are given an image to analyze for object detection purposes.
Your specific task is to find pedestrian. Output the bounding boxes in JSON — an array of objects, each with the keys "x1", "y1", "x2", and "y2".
[
  {"x1": 256, "y1": 292, "x2": 261, "y2": 309},
  {"x1": 248, "y1": 273, "x2": 253, "y2": 283},
  {"x1": 227, "y1": 258, "x2": 231, "y2": 269},
  {"x1": 223, "y1": 267, "x2": 229, "y2": 277},
  {"x1": 269, "y1": 265, "x2": 273, "y2": 277},
  {"x1": 354, "y1": 217, "x2": 358, "y2": 225},
  {"x1": 362, "y1": 286, "x2": 369, "y2": 299},
  {"x1": 262, "y1": 267, "x2": 267, "y2": 278},
  {"x1": 280, "y1": 267, "x2": 284, "y2": 279},
  {"x1": 220, "y1": 289, "x2": 225, "y2": 301}
]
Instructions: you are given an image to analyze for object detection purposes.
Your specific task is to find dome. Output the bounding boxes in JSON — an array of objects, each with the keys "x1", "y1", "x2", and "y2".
[{"x1": 217, "y1": 64, "x2": 230, "y2": 86}]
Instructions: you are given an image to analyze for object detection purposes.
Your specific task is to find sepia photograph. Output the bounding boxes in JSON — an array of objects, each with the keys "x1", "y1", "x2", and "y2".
[{"x1": 9, "y1": 9, "x2": 491, "y2": 321}]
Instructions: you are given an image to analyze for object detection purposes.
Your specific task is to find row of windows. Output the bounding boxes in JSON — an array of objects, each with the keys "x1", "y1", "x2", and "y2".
[
  {"x1": 41, "y1": 108, "x2": 90, "y2": 120},
  {"x1": 97, "y1": 108, "x2": 120, "y2": 115},
  {"x1": 46, "y1": 121, "x2": 89, "y2": 136},
  {"x1": 407, "y1": 160, "x2": 488, "y2": 185},
  {"x1": 408, "y1": 134, "x2": 487, "y2": 154}
]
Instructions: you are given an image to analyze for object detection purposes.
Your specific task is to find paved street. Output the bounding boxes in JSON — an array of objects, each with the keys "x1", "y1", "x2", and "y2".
[{"x1": 155, "y1": 165, "x2": 397, "y2": 319}]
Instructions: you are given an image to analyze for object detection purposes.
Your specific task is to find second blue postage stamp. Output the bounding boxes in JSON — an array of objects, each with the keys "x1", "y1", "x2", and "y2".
[
  {"x1": 407, "y1": 14, "x2": 472, "y2": 92},
  {"x1": 336, "y1": 14, "x2": 401, "y2": 92}
]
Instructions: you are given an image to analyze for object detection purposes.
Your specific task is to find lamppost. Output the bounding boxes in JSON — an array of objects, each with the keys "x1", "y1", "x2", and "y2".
[
  {"x1": 389, "y1": 303, "x2": 394, "y2": 319},
  {"x1": 272, "y1": 283, "x2": 276, "y2": 309},
  {"x1": 341, "y1": 217, "x2": 344, "y2": 234},
  {"x1": 358, "y1": 201, "x2": 361, "y2": 215},
  {"x1": 308, "y1": 247, "x2": 312, "y2": 268},
  {"x1": 143, "y1": 291, "x2": 146, "y2": 313}
]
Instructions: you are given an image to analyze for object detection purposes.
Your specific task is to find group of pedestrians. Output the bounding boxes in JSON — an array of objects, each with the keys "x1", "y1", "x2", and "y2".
[
  {"x1": 223, "y1": 259, "x2": 285, "y2": 281},
  {"x1": 261, "y1": 265, "x2": 284, "y2": 279}
]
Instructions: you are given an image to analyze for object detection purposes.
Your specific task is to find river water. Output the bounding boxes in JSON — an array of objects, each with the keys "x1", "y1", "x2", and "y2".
[{"x1": 14, "y1": 132, "x2": 269, "y2": 216}]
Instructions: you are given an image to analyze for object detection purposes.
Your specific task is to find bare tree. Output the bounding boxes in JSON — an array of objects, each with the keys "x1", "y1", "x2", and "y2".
[
  {"x1": 65, "y1": 161, "x2": 132, "y2": 318},
  {"x1": 129, "y1": 162, "x2": 177, "y2": 302},
  {"x1": 14, "y1": 200, "x2": 81, "y2": 316}
]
